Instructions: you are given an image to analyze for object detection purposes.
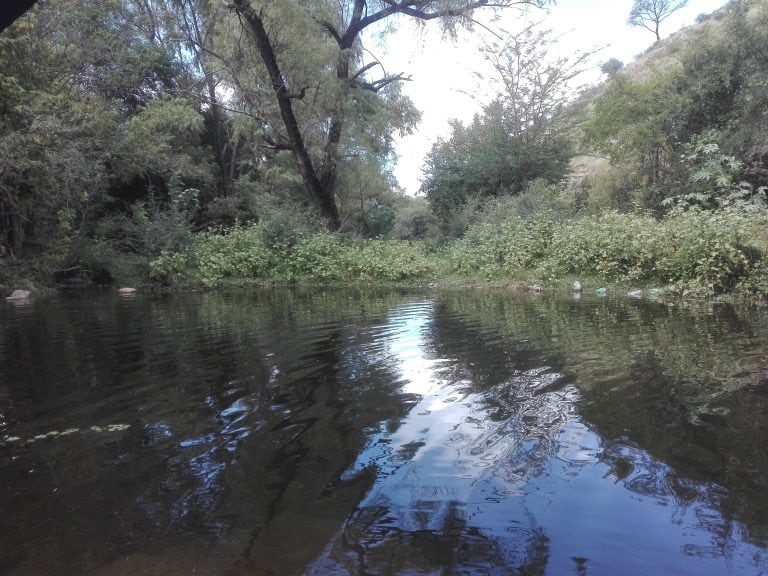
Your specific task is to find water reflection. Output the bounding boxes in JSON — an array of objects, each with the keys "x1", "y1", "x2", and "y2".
[{"x1": 0, "y1": 290, "x2": 767, "y2": 575}]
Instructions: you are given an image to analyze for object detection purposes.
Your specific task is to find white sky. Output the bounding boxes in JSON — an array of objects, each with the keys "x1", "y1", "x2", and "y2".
[{"x1": 367, "y1": 0, "x2": 730, "y2": 195}]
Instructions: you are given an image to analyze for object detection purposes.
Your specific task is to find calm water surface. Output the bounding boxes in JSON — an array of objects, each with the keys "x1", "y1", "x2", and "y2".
[{"x1": 1, "y1": 288, "x2": 768, "y2": 575}]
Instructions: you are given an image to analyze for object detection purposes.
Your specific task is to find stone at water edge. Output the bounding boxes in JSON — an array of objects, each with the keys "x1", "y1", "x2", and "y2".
[
  {"x1": 118, "y1": 287, "x2": 137, "y2": 295},
  {"x1": 572, "y1": 281, "x2": 582, "y2": 293},
  {"x1": 6, "y1": 289, "x2": 31, "y2": 301}
]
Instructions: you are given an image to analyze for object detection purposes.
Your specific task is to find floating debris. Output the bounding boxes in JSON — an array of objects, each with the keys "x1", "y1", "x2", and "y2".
[
  {"x1": 596, "y1": 287, "x2": 608, "y2": 297},
  {"x1": 106, "y1": 424, "x2": 130, "y2": 432},
  {"x1": 1, "y1": 424, "x2": 130, "y2": 448}
]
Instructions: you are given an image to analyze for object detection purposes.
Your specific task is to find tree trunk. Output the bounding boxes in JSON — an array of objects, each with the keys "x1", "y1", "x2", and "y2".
[
  {"x1": 234, "y1": 0, "x2": 341, "y2": 229},
  {"x1": 317, "y1": 48, "x2": 352, "y2": 207},
  {"x1": 10, "y1": 211, "x2": 24, "y2": 258}
]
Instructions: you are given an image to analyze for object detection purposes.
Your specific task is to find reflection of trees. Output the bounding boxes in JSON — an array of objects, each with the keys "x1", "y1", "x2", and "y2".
[
  {"x1": 589, "y1": 349, "x2": 768, "y2": 550},
  {"x1": 437, "y1": 291, "x2": 768, "y2": 549},
  {"x1": 0, "y1": 289, "x2": 425, "y2": 575},
  {"x1": 312, "y1": 497, "x2": 550, "y2": 576}
]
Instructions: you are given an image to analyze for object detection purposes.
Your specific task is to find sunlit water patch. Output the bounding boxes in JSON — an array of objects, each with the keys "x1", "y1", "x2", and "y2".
[{"x1": 1, "y1": 289, "x2": 767, "y2": 575}]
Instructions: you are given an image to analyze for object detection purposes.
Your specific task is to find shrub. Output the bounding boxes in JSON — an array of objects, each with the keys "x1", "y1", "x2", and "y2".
[
  {"x1": 189, "y1": 226, "x2": 272, "y2": 286},
  {"x1": 653, "y1": 210, "x2": 761, "y2": 293},
  {"x1": 543, "y1": 212, "x2": 659, "y2": 281},
  {"x1": 445, "y1": 215, "x2": 554, "y2": 278},
  {"x1": 153, "y1": 225, "x2": 434, "y2": 287}
]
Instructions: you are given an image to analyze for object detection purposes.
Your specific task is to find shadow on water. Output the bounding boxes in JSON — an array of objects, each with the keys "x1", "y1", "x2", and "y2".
[{"x1": 0, "y1": 288, "x2": 767, "y2": 575}]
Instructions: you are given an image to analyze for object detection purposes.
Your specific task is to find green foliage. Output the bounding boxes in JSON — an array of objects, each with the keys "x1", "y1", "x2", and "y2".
[
  {"x1": 423, "y1": 22, "x2": 590, "y2": 232},
  {"x1": 152, "y1": 221, "x2": 434, "y2": 287},
  {"x1": 362, "y1": 204, "x2": 396, "y2": 238},
  {"x1": 120, "y1": 97, "x2": 213, "y2": 190},
  {"x1": 148, "y1": 250, "x2": 188, "y2": 285},
  {"x1": 653, "y1": 210, "x2": 761, "y2": 293},
  {"x1": 390, "y1": 197, "x2": 439, "y2": 240},
  {"x1": 586, "y1": 1, "x2": 768, "y2": 213},
  {"x1": 543, "y1": 212, "x2": 661, "y2": 281},
  {"x1": 444, "y1": 207, "x2": 768, "y2": 295},
  {"x1": 190, "y1": 227, "x2": 273, "y2": 286},
  {"x1": 424, "y1": 106, "x2": 574, "y2": 232},
  {"x1": 445, "y1": 215, "x2": 555, "y2": 279}
]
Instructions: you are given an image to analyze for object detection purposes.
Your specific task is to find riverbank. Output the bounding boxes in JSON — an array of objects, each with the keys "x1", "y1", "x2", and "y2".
[{"x1": 3, "y1": 207, "x2": 768, "y2": 303}]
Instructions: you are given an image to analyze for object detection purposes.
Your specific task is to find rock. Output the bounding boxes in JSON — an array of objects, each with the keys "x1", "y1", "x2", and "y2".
[
  {"x1": 572, "y1": 280, "x2": 582, "y2": 293},
  {"x1": 118, "y1": 287, "x2": 137, "y2": 295},
  {"x1": 6, "y1": 289, "x2": 31, "y2": 301},
  {"x1": 528, "y1": 284, "x2": 543, "y2": 293},
  {"x1": 627, "y1": 289, "x2": 643, "y2": 299}
]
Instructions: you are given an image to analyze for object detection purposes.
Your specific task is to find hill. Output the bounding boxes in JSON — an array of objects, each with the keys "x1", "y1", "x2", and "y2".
[{"x1": 567, "y1": 0, "x2": 768, "y2": 213}]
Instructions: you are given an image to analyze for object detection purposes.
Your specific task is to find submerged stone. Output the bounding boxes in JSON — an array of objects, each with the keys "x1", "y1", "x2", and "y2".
[{"x1": 6, "y1": 289, "x2": 31, "y2": 301}]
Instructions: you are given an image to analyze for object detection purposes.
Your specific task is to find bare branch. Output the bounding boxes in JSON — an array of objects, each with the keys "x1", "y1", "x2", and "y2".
[
  {"x1": 356, "y1": 72, "x2": 412, "y2": 92},
  {"x1": 350, "y1": 61, "x2": 379, "y2": 82}
]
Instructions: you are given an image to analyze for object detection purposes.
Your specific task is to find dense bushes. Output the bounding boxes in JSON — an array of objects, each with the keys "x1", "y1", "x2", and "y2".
[
  {"x1": 445, "y1": 209, "x2": 768, "y2": 295},
  {"x1": 149, "y1": 225, "x2": 434, "y2": 287},
  {"x1": 145, "y1": 205, "x2": 768, "y2": 298}
]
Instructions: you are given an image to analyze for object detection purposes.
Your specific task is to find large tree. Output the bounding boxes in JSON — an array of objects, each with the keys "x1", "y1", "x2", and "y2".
[
  {"x1": 628, "y1": 0, "x2": 688, "y2": 41},
  {"x1": 230, "y1": 0, "x2": 550, "y2": 229}
]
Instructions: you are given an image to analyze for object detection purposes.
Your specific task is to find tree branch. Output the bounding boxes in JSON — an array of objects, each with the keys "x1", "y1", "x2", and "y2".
[
  {"x1": 356, "y1": 72, "x2": 412, "y2": 92},
  {"x1": 350, "y1": 61, "x2": 379, "y2": 82}
]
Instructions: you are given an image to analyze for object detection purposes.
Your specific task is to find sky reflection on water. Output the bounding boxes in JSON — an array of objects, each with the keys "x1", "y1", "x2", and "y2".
[{"x1": 310, "y1": 298, "x2": 768, "y2": 576}]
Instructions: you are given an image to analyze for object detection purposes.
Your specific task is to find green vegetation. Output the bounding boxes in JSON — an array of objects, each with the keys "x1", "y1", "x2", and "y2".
[
  {"x1": 2, "y1": 0, "x2": 768, "y2": 298},
  {"x1": 446, "y1": 207, "x2": 768, "y2": 296},
  {"x1": 150, "y1": 226, "x2": 433, "y2": 287}
]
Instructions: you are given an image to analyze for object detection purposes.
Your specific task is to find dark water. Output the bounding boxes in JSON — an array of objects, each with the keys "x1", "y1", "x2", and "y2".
[{"x1": 1, "y1": 289, "x2": 768, "y2": 575}]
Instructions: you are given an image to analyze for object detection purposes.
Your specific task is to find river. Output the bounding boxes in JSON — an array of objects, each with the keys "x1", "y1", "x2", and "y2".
[{"x1": 1, "y1": 288, "x2": 767, "y2": 575}]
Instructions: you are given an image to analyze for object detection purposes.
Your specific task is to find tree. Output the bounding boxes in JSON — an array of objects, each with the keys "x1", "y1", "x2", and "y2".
[
  {"x1": 423, "y1": 23, "x2": 594, "y2": 230},
  {"x1": 229, "y1": 0, "x2": 551, "y2": 229},
  {"x1": 628, "y1": 0, "x2": 688, "y2": 42},
  {"x1": 601, "y1": 58, "x2": 624, "y2": 77}
]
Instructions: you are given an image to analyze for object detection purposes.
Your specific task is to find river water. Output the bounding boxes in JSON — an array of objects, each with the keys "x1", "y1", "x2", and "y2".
[{"x1": 1, "y1": 288, "x2": 767, "y2": 575}]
